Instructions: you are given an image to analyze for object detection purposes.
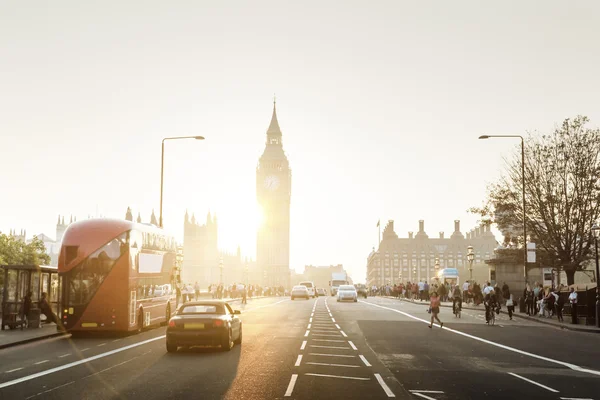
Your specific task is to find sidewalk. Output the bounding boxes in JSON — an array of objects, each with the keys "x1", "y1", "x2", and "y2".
[
  {"x1": 382, "y1": 296, "x2": 600, "y2": 333},
  {"x1": 0, "y1": 295, "x2": 274, "y2": 349}
]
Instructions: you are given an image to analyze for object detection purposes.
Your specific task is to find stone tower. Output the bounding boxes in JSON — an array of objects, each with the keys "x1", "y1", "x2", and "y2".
[{"x1": 256, "y1": 100, "x2": 292, "y2": 289}]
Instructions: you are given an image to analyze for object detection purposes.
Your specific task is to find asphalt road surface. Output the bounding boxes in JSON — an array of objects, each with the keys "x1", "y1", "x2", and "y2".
[{"x1": 1, "y1": 296, "x2": 598, "y2": 400}]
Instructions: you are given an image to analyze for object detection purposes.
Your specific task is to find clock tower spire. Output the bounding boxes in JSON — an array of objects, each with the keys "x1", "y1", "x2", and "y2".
[{"x1": 256, "y1": 99, "x2": 292, "y2": 290}]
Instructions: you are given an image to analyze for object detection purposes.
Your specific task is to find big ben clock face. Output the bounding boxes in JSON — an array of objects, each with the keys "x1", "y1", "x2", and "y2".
[{"x1": 264, "y1": 175, "x2": 280, "y2": 191}]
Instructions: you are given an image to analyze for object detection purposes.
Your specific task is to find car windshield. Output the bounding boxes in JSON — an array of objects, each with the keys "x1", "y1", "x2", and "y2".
[
  {"x1": 293, "y1": 286, "x2": 307, "y2": 290},
  {"x1": 179, "y1": 305, "x2": 223, "y2": 314},
  {"x1": 339, "y1": 285, "x2": 355, "y2": 291},
  {"x1": 299, "y1": 282, "x2": 313, "y2": 288}
]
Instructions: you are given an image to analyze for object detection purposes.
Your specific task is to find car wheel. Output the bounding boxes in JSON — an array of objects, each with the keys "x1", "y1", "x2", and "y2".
[
  {"x1": 222, "y1": 329, "x2": 233, "y2": 351},
  {"x1": 234, "y1": 324, "x2": 243, "y2": 345},
  {"x1": 166, "y1": 342, "x2": 177, "y2": 353}
]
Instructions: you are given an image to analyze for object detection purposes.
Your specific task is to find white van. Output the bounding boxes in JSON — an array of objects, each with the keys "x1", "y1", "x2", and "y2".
[{"x1": 298, "y1": 281, "x2": 316, "y2": 298}]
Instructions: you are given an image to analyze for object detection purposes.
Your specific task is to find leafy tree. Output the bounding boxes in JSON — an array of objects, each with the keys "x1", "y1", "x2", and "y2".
[
  {"x1": 471, "y1": 116, "x2": 600, "y2": 285},
  {"x1": 0, "y1": 233, "x2": 51, "y2": 265}
]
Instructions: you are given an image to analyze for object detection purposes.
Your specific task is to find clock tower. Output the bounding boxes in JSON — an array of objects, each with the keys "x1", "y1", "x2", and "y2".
[{"x1": 256, "y1": 100, "x2": 291, "y2": 289}]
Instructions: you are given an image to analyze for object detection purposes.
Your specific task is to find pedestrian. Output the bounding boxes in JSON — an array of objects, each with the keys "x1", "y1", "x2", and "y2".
[
  {"x1": 554, "y1": 289, "x2": 564, "y2": 322},
  {"x1": 505, "y1": 293, "x2": 515, "y2": 320},
  {"x1": 568, "y1": 287, "x2": 578, "y2": 324},
  {"x1": 242, "y1": 285, "x2": 247, "y2": 304},
  {"x1": 39, "y1": 292, "x2": 58, "y2": 324},
  {"x1": 428, "y1": 291, "x2": 443, "y2": 329},
  {"x1": 194, "y1": 281, "x2": 200, "y2": 301},
  {"x1": 462, "y1": 280, "x2": 470, "y2": 304},
  {"x1": 22, "y1": 291, "x2": 33, "y2": 326},
  {"x1": 525, "y1": 284, "x2": 534, "y2": 316}
]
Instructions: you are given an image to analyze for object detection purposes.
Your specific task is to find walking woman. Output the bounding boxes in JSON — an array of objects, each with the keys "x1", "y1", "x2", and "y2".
[{"x1": 428, "y1": 291, "x2": 443, "y2": 329}]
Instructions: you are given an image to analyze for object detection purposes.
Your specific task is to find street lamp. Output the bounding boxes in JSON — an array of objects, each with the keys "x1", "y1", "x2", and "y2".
[
  {"x1": 467, "y1": 245, "x2": 474, "y2": 282},
  {"x1": 479, "y1": 134, "x2": 527, "y2": 282},
  {"x1": 592, "y1": 223, "x2": 600, "y2": 328},
  {"x1": 160, "y1": 136, "x2": 205, "y2": 228},
  {"x1": 219, "y1": 257, "x2": 224, "y2": 286}
]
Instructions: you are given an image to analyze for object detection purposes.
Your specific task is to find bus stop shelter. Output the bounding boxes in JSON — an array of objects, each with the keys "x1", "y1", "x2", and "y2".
[{"x1": 1, "y1": 265, "x2": 60, "y2": 330}]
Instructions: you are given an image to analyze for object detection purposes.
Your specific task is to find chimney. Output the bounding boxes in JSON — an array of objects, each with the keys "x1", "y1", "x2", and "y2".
[
  {"x1": 466, "y1": 232, "x2": 471, "y2": 240},
  {"x1": 439, "y1": 232, "x2": 444, "y2": 239},
  {"x1": 419, "y1": 220, "x2": 424, "y2": 233},
  {"x1": 408, "y1": 232, "x2": 414, "y2": 239},
  {"x1": 454, "y1": 220, "x2": 460, "y2": 232}
]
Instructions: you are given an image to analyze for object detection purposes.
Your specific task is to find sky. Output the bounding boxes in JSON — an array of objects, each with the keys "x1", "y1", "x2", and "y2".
[{"x1": 1, "y1": 1, "x2": 600, "y2": 282}]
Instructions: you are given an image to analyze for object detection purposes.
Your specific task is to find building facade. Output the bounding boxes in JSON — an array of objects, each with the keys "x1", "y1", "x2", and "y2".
[
  {"x1": 301, "y1": 264, "x2": 350, "y2": 293},
  {"x1": 366, "y1": 220, "x2": 498, "y2": 287},
  {"x1": 182, "y1": 211, "x2": 219, "y2": 287},
  {"x1": 256, "y1": 101, "x2": 292, "y2": 289}
]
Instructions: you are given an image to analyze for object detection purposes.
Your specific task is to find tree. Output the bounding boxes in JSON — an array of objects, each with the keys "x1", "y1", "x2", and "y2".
[
  {"x1": 0, "y1": 233, "x2": 51, "y2": 265},
  {"x1": 471, "y1": 116, "x2": 600, "y2": 285}
]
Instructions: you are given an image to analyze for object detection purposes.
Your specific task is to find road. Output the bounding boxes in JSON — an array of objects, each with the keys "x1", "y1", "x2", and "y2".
[{"x1": 0, "y1": 296, "x2": 599, "y2": 399}]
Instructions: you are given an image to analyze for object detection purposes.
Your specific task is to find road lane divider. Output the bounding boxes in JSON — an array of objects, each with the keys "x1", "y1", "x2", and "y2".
[
  {"x1": 284, "y1": 374, "x2": 298, "y2": 397},
  {"x1": 295, "y1": 355, "x2": 303, "y2": 367},
  {"x1": 359, "y1": 355, "x2": 372, "y2": 367},
  {"x1": 5, "y1": 368, "x2": 23, "y2": 373},
  {"x1": 305, "y1": 373, "x2": 370, "y2": 381},
  {"x1": 58, "y1": 354, "x2": 70, "y2": 358},
  {"x1": 340, "y1": 331, "x2": 348, "y2": 337},
  {"x1": 306, "y1": 362, "x2": 360, "y2": 368},
  {"x1": 300, "y1": 341, "x2": 307, "y2": 350},
  {"x1": 348, "y1": 341, "x2": 357, "y2": 350},
  {"x1": 508, "y1": 372, "x2": 559, "y2": 392},
  {"x1": 362, "y1": 299, "x2": 600, "y2": 377},
  {"x1": 307, "y1": 324, "x2": 311, "y2": 329},
  {"x1": 312, "y1": 339, "x2": 346, "y2": 343},
  {"x1": 374, "y1": 373, "x2": 395, "y2": 397},
  {"x1": 304, "y1": 330, "x2": 310, "y2": 337},
  {"x1": 0, "y1": 335, "x2": 165, "y2": 389},
  {"x1": 310, "y1": 345, "x2": 350, "y2": 350},
  {"x1": 309, "y1": 353, "x2": 355, "y2": 358},
  {"x1": 33, "y1": 360, "x2": 49, "y2": 365}
]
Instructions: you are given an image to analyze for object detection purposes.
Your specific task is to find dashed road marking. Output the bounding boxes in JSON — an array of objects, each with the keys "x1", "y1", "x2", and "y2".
[
  {"x1": 295, "y1": 355, "x2": 303, "y2": 366},
  {"x1": 312, "y1": 333, "x2": 342, "y2": 337},
  {"x1": 97, "y1": 343, "x2": 106, "y2": 347},
  {"x1": 307, "y1": 324, "x2": 311, "y2": 329},
  {"x1": 335, "y1": 324, "x2": 341, "y2": 329},
  {"x1": 80, "y1": 348, "x2": 90, "y2": 352},
  {"x1": 304, "y1": 330, "x2": 310, "y2": 337},
  {"x1": 284, "y1": 374, "x2": 298, "y2": 397},
  {"x1": 310, "y1": 345, "x2": 351, "y2": 350},
  {"x1": 340, "y1": 331, "x2": 348, "y2": 337},
  {"x1": 306, "y1": 362, "x2": 360, "y2": 368},
  {"x1": 305, "y1": 373, "x2": 370, "y2": 381},
  {"x1": 309, "y1": 353, "x2": 355, "y2": 358},
  {"x1": 359, "y1": 355, "x2": 372, "y2": 367},
  {"x1": 375, "y1": 373, "x2": 395, "y2": 397},
  {"x1": 5, "y1": 368, "x2": 24, "y2": 373},
  {"x1": 312, "y1": 339, "x2": 346, "y2": 343},
  {"x1": 34, "y1": 360, "x2": 49, "y2": 365},
  {"x1": 331, "y1": 318, "x2": 336, "y2": 322},
  {"x1": 58, "y1": 354, "x2": 71, "y2": 358},
  {"x1": 411, "y1": 393, "x2": 436, "y2": 400},
  {"x1": 301, "y1": 341, "x2": 307, "y2": 350},
  {"x1": 348, "y1": 341, "x2": 357, "y2": 350},
  {"x1": 508, "y1": 372, "x2": 559, "y2": 393}
]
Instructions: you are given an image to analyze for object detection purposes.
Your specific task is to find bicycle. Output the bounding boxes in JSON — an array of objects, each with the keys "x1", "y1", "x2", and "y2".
[{"x1": 485, "y1": 303, "x2": 498, "y2": 325}]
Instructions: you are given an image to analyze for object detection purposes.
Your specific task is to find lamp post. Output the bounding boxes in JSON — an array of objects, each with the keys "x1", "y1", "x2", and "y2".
[
  {"x1": 467, "y1": 245, "x2": 474, "y2": 282},
  {"x1": 160, "y1": 136, "x2": 205, "y2": 228},
  {"x1": 479, "y1": 135, "x2": 527, "y2": 283},
  {"x1": 592, "y1": 223, "x2": 600, "y2": 328},
  {"x1": 219, "y1": 257, "x2": 224, "y2": 286},
  {"x1": 434, "y1": 258, "x2": 440, "y2": 284}
]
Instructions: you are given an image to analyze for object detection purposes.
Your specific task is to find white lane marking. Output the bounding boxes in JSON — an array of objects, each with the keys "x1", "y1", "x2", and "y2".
[
  {"x1": 348, "y1": 341, "x2": 357, "y2": 350},
  {"x1": 80, "y1": 348, "x2": 90, "y2": 352},
  {"x1": 97, "y1": 343, "x2": 106, "y2": 347},
  {"x1": 311, "y1": 313, "x2": 314, "y2": 317},
  {"x1": 410, "y1": 391, "x2": 445, "y2": 394},
  {"x1": 312, "y1": 333, "x2": 342, "y2": 337},
  {"x1": 312, "y1": 329, "x2": 339, "y2": 333},
  {"x1": 359, "y1": 355, "x2": 372, "y2": 367},
  {"x1": 412, "y1": 393, "x2": 436, "y2": 400},
  {"x1": 340, "y1": 331, "x2": 348, "y2": 337},
  {"x1": 5, "y1": 368, "x2": 24, "y2": 373},
  {"x1": 304, "y1": 330, "x2": 310, "y2": 337},
  {"x1": 284, "y1": 374, "x2": 298, "y2": 397},
  {"x1": 306, "y1": 362, "x2": 360, "y2": 368},
  {"x1": 329, "y1": 313, "x2": 333, "y2": 317},
  {"x1": 331, "y1": 318, "x2": 336, "y2": 322},
  {"x1": 363, "y1": 300, "x2": 600, "y2": 377},
  {"x1": 309, "y1": 353, "x2": 355, "y2": 358},
  {"x1": 34, "y1": 360, "x2": 49, "y2": 365},
  {"x1": 307, "y1": 324, "x2": 312, "y2": 329},
  {"x1": 559, "y1": 398, "x2": 594, "y2": 400},
  {"x1": 58, "y1": 354, "x2": 71, "y2": 358},
  {"x1": 25, "y1": 380, "x2": 75, "y2": 399},
  {"x1": 305, "y1": 373, "x2": 370, "y2": 381},
  {"x1": 335, "y1": 324, "x2": 341, "y2": 329},
  {"x1": 312, "y1": 339, "x2": 346, "y2": 343},
  {"x1": 301, "y1": 341, "x2": 307, "y2": 350},
  {"x1": 375, "y1": 373, "x2": 396, "y2": 397},
  {"x1": 309, "y1": 318, "x2": 313, "y2": 322},
  {"x1": 310, "y1": 345, "x2": 351, "y2": 350},
  {"x1": 111, "y1": 339, "x2": 121, "y2": 342},
  {"x1": 295, "y1": 355, "x2": 303, "y2": 366},
  {"x1": 508, "y1": 372, "x2": 559, "y2": 393},
  {"x1": 0, "y1": 335, "x2": 165, "y2": 389}
]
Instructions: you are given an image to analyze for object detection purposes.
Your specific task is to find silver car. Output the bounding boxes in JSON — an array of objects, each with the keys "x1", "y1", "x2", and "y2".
[
  {"x1": 337, "y1": 285, "x2": 358, "y2": 302},
  {"x1": 291, "y1": 285, "x2": 310, "y2": 300}
]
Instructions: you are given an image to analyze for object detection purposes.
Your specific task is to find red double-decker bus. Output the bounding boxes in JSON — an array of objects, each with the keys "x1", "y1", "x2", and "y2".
[{"x1": 58, "y1": 218, "x2": 178, "y2": 333}]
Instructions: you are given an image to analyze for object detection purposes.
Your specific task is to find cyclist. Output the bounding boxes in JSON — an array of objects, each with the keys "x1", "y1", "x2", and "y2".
[
  {"x1": 452, "y1": 285, "x2": 462, "y2": 316},
  {"x1": 484, "y1": 289, "x2": 499, "y2": 324}
]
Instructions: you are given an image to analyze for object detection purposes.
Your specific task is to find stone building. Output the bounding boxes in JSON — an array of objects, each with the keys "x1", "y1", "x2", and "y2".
[
  {"x1": 366, "y1": 220, "x2": 498, "y2": 287},
  {"x1": 182, "y1": 211, "x2": 219, "y2": 286}
]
